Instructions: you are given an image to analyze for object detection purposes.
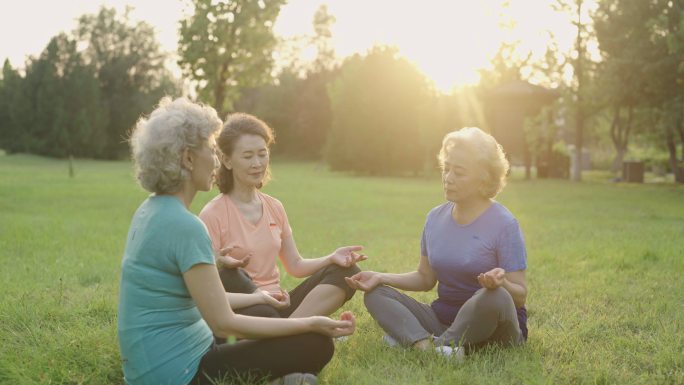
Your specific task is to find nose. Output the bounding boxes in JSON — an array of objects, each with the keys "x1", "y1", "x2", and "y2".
[{"x1": 443, "y1": 170, "x2": 454, "y2": 184}]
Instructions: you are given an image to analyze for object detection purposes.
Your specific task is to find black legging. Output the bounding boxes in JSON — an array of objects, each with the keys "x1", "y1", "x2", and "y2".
[
  {"x1": 219, "y1": 264, "x2": 360, "y2": 318},
  {"x1": 190, "y1": 332, "x2": 334, "y2": 385}
]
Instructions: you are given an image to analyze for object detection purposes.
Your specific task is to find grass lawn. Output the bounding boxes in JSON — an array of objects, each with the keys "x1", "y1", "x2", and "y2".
[{"x1": 1, "y1": 154, "x2": 683, "y2": 384}]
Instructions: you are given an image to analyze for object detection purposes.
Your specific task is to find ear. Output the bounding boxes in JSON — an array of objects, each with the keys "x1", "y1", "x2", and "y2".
[
  {"x1": 221, "y1": 153, "x2": 232, "y2": 170},
  {"x1": 181, "y1": 148, "x2": 195, "y2": 171}
]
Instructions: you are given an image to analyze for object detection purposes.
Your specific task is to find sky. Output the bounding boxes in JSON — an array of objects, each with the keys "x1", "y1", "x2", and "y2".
[{"x1": 0, "y1": 0, "x2": 590, "y2": 92}]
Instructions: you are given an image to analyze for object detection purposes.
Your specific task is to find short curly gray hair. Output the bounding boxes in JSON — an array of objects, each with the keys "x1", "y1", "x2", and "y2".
[
  {"x1": 129, "y1": 97, "x2": 221, "y2": 194},
  {"x1": 438, "y1": 127, "x2": 510, "y2": 199}
]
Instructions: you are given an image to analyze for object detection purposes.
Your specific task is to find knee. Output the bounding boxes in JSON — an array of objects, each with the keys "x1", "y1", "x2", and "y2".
[
  {"x1": 321, "y1": 264, "x2": 361, "y2": 301},
  {"x1": 363, "y1": 285, "x2": 392, "y2": 310},
  {"x1": 218, "y1": 267, "x2": 257, "y2": 294},
  {"x1": 473, "y1": 287, "x2": 513, "y2": 311},
  {"x1": 305, "y1": 332, "x2": 335, "y2": 370},
  {"x1": 325, "y1": 263, "x2": 361, "y2": 278}
]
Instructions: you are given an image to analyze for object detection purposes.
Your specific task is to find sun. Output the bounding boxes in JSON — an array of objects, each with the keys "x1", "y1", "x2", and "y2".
[{"x1": 276, "y1": 1, "x2": 576, "y2": 93}]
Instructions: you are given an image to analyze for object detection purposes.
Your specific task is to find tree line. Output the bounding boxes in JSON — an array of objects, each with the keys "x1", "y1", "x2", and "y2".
[{"x1": 1, "y1": 1, "x2": 683, "y2": 182}]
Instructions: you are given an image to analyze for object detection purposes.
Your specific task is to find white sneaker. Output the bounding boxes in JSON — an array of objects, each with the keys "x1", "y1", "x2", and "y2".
[
  {"x1": 382, "y1": 334, "x2": 399, "y2": 347},
  {"x1": 435, "y1": 345, "x2": 465, "y2": 362},
  {"x1": 271, "y1": 372, "x2": 318, "y2": 385}
]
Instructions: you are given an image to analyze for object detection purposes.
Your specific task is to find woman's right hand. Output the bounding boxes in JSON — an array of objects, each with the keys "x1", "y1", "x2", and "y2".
[
  {"x1": 345, "y1": 271, "x2": 383, "y2": 292},
  {"x1": 259, "y1": 290, "x2": 290, "y2": 309},
  {"x1": 308, "y1": 311, "x2": 356, "y2": 338},
  {"x1": 216, "y1": 246, "x2": 252, "y2": 269}
]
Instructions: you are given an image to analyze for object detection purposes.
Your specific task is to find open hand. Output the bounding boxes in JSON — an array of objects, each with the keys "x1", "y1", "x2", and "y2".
[
  {"x1": 345, "y1": 271, "x2": 383, "y2": 292},
  {"x1": 216, "y1": 246, "x2": 252, "y2": 269},
  {"x1": 329, "y1": 245, "x2": 367, "y2": 268},
  {"x1": 477, "y1": 267, "x2": 505, "y2": 289},
  {"x1": 309, "y1": 311, "x2": 356, "y2": 338}
]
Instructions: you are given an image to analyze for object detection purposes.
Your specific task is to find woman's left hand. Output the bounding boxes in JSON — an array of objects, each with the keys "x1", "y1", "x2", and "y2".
[
  {"x1": 329, "y1": 245, "x2": 367, "y2": 267},
  {"x1": 477, "y1": 267, "x2": 505, "y2": 289}
]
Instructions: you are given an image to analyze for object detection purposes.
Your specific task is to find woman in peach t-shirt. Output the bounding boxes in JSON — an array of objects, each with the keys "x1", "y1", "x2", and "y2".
[{"x1": 199, "y1": 113, "x2": 365, "y2": 318}]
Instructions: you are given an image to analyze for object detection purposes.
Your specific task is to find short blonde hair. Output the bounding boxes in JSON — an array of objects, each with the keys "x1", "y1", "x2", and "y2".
[
  {"x1": 438, "y1": 127, "x2": 509, "y2": 198},
  {"x1": 129, "y1": 97, "x2": 221, "y2": 194}
]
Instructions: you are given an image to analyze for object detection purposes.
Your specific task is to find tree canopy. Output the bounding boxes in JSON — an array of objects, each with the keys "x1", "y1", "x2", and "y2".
[{"x1": 178, "y1": 0, "x2": 286, "y2": 117}]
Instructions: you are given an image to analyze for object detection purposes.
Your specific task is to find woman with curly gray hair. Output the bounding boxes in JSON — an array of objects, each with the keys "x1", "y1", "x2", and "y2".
[
  {"x1": 118, "y1": 97, "x2": 354, "y2": 385},
  {"x1": 347, "y1": 127, "x2": 528, "y2": 359}
]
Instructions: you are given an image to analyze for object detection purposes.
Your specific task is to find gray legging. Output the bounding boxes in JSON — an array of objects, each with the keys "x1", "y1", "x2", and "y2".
[{"x1": 364, "y1": 286, "x2": 523, "y2": 350}]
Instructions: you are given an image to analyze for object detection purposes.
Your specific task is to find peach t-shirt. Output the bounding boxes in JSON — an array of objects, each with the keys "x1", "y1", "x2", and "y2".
[{"x1": 199, "y1": 191, "x2": 292, "y2": 293}]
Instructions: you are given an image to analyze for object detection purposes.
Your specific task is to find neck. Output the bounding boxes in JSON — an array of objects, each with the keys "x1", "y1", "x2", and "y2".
[
  {"x1": 170, "y1": 181, "x2": 197, "y2": 209},
  {"x1": 452, "y1": 196, "x2": 491, "y2": 223},
  {"x1": 229, "y1": 182, "x2": 258, "y2": 204}
]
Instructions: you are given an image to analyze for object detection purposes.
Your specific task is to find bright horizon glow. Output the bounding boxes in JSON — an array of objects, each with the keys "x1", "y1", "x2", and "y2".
[{"x1": 0, "y1": 0, "x2": 586, "y2": 93}]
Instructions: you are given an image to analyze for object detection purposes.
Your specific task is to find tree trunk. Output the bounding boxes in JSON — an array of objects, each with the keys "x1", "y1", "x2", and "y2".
[
  {"x1": 610, "y1": 105, "x2": 632, "y2": 174},
  {"x1": 214, "y1": 81, "x2": 226, "y2": 118},
  {"x1": 612, "y1": 148, "x2": 626, "y2": 175},
  {"x1": 666, "y1": 126, "x2": 684, "y2": 183},
  {"x1": 214, "y1": 62, "x2": 230, "y2": 117},
  {"x1": 571, "y1": 0, "x2": 584, "y2": 182}
]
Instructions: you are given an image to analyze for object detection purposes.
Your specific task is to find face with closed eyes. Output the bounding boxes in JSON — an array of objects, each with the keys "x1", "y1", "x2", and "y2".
[
  {"x1": 222, "y1": 134, "x2": 270, "y2": 189},
  {"x1": 441, "y1": 147, "x2": 485, "y2": 203}
]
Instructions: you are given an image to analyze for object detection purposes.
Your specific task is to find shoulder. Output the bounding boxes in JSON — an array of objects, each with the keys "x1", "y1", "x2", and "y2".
[
  {"x1": 425, "y1": 201, "x2": 452, "y2": 222},
  {"x1": 148, "y1": 197, "x2": 210, "y2": 239},
  {"x1": 259, "y1": 191, "x2": 287, "y2": 214},
  {"x1": 199, "y1": 194, "x2": 228, "y2": 221},
  {"x1": 488, "y1": 201, "x2": 518, "y2": 227},
  {"x1": 175, "y1": 208, "x2": 211, "y2": 238}
]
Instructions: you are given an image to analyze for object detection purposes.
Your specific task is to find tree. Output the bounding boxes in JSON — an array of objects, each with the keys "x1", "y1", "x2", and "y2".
[
  {"x1": 554, "y1": 0, "x2": 598, "y2": 181},
  {"x1": 0, "y1": 60, "x2": 21, "y2": 152},
  {"x1": 594, "y1": 0, "x2": 660, "y2": 173},
  {"x1": 650, "y1": 0, "x2": 684, "y2": 182},
  {"x1": 326, "y1": 47, "x2": 434, "y2": 175},
  {"x1": 179, "y1": 0, "x2": 286, "y2": 117},
  {"x1": 76, "y1": 7, "x2": 178, "y2": 159},
  {"x1": 234, "y1": 4, "x2": 337, "y2": 159}
]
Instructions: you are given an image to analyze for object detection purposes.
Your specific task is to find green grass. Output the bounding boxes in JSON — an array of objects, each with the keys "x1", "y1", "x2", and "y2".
[{"x1": 1, "y1": 154, "x2": 683, "y2": 385}]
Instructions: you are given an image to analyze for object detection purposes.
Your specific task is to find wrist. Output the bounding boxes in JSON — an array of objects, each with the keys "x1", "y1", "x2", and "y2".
[
  {"x1": 377, "y1": 272, "x2": 388, "y2": 285},
  {"x1": 255, "y1": 291, "x2": 267, "y2": 304}
]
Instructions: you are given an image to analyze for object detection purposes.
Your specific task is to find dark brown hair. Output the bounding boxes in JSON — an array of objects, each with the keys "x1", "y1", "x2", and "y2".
[{"x1": 216, "y1": 113, "x2": 275, "y2": 194}]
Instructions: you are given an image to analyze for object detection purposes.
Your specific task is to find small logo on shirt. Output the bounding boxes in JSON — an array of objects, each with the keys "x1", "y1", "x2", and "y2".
[{"x1": 472, "y1": 235, "x2": 480, "y2": 240}]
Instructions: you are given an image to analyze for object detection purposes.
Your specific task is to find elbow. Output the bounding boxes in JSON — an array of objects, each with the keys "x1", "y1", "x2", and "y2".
[
  {"x1": 207, "y1": 315, "x2": 247, "y2": 340},
  {"x1": 421, "y1": 279, "x2": 437, "y2": 292},
  {"x1": 283, "y1": 262, "x2": 307, "y2": 278},
  {"x1": 513, "y1": 292, "x2": 527, "y2": 308},
  {"x1": 514, "y1": 298, "x2": 526, "y2": 309}
]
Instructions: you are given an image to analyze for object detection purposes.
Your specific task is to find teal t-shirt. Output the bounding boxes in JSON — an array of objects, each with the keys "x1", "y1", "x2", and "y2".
[{"x1": 118, "y1": 195, "x2": 215, "y2": 385}]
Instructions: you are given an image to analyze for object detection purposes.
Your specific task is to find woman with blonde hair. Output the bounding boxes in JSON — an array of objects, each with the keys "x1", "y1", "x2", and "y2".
[
  {"x1": 347, "y1": 127, "x2": 527, "y2": 358},
  {"x1": 118, "y1": 97, "x2": 354, "y2": 385}
]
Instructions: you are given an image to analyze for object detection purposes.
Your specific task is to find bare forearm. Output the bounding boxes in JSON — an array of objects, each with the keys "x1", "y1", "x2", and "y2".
[
  {"x1": 214, "y1": 314, "x2": 311, "y2": 339},
  {"x1": 380, "y1": 271, "x2": 435, "y2": 292},
  {"x1": 225, "y1": 292, "x2": 263, "y2": 310},
  {"x1": 285, "y1": 255, "x2": 332, "y2": 278},
  {"x1": 502, "y1": 279, "x2": 527, "y2": 308}
]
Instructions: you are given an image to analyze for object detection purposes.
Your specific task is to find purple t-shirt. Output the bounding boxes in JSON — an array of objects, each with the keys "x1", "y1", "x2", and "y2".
[{"x1": 421, "y1": 201, "x2": 528, "y2": 339}]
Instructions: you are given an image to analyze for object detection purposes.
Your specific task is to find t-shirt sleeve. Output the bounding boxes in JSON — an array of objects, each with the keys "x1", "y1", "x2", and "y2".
[
  {"x1": 420, "y1": 213, "x2": 430, "y2": 256},
  {"x1": 496, "y1": 219, "x2": 527, "y2": 272},
  {"x1": 420, "y1": 226, "x2": 428, "y2": 256},
  {"x1": 272, "y1": 198, "x2": 292, "y2": 238},
  {"x1": 175, "y1": 219, "x2": 216, "y2": 273},
  {"x1": 198, "y1": 204, "x2": 222, "y2": 254}
]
